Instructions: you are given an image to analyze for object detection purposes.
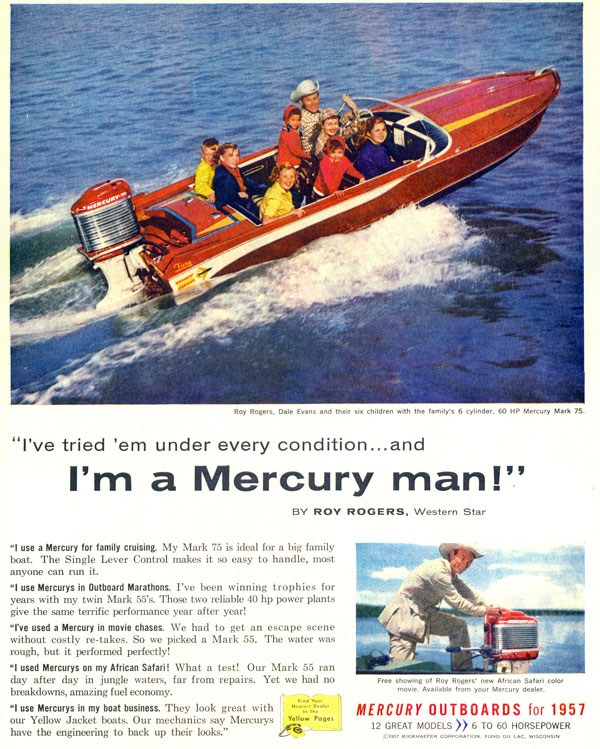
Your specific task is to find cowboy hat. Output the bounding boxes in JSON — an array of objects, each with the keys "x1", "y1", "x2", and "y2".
[
  {"x1": 290, "y1": 78, "x2": 320, "y2": 103},
  {"x1": 439, "y1": 543, "x2": 485, "y2": 560}
]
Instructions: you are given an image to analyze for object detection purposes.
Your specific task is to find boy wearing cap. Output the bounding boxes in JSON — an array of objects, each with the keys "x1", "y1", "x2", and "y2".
[
  {"x1": 277, "y1": 106, "x2": 311, "y2": 166},
  {"x1": 378, "y1": 544, "x2": 506, "y2": 670}
]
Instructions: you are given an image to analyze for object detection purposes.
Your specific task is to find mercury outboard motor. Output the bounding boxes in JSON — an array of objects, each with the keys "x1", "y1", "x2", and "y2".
[
  {"x1": 71, "y1": 179, "x2": 155, "y2": 310},
  {"x1": 71, "y1": 179, "x2": 142, "y2": 262},
  {"x1": 483, "y1": 610, "x2": 540, "y2": 673}
]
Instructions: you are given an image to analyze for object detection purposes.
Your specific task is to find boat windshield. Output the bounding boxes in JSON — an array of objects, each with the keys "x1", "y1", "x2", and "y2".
[
  {"x1": 347, "y1": 98, "x2": 451, "y2": 164},
  {"x1": 382, "y1": 110, "x2": 451, "y2": 161}
]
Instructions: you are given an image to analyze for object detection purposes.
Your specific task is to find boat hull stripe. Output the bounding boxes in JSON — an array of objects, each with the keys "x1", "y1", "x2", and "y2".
[
  {"x1": 445, "y1": 94, "x2": 538, "y2": 132},
  {"x1": 405, "y1": 84, "x2": 472, "y2": 108}
]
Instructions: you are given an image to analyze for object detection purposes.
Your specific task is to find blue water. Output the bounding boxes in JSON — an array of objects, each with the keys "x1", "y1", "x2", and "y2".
[
  {"x1": 10, "y1": 4, "x2": 583, "y2": 404},
  {"x1": 357, "y1": 615, "x2": 584, "y2": 673}
]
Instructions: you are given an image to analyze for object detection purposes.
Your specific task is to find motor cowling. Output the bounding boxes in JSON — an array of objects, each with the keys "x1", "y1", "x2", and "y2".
[
  {"x1": 484, "y1": 610, "x2": 539, "y2": 671},
  {"x1": 71, "y1": 179, "x2": 142, "y2": 262}
]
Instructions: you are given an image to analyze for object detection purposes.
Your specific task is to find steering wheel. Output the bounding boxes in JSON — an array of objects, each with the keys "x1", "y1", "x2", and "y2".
[{"x1": 338, "y1": 95, "x2": 373, "y2": 118}]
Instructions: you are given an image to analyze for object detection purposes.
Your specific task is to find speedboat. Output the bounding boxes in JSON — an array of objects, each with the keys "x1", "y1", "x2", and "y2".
[{"x1": 71, "y1": 68, "x2": 560, "y2": 311}]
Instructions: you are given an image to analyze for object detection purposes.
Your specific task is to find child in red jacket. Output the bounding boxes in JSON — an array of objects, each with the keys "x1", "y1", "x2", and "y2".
[
  {"x1": 312, "y1": 136, "x2": 364, "y2": 199},
  {"x1": 277, "y1": 105, "x2": 311, "y2": 166}
]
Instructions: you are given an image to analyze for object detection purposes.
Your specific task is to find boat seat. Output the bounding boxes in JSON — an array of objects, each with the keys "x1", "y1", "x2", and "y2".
[
  {"x1": 387, "y1": 124, "x2": 427, "y2": 162},
  {"x1": 241, "y1": 153, "x2": 278, "y2": 187},
  {"x1": 221, "y1": 202, "x2": 263, "y2": 226}
]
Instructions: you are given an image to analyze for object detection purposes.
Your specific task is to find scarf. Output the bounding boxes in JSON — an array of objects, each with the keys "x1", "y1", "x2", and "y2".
[{"x1": 223, "y1": 164, "x2": 246, "y2": 192}]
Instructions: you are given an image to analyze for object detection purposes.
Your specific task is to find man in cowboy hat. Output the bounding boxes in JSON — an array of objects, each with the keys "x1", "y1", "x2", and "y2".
[
  {"x1": 290, "y1": 78, "x2": 357, "y2": 155},
  {"x1": 378, "y1": 544, "x2": 506, "y2": 671}
]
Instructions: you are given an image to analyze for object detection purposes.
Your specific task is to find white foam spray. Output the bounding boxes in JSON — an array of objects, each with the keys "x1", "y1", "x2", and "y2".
[{"x1": 14, "y1": 204, "x2": 494, "y2": 403}]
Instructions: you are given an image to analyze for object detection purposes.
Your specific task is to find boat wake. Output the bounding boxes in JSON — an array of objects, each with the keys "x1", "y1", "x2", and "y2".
[
  {"x1": 12, "y1": 203, "x2": 495, "y2": 404},
  {"x1": 10, "y1": 245, "x2": 105, "y2": 344},
  {"x1": 10, "y1": 200, "x2": 79, "y2": 239}
]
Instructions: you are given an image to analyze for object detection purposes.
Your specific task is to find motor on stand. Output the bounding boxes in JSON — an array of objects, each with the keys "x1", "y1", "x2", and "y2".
[
  {"x1": 446, "y1": 610, "x2": 540, "y2": 673},
  {"x1": 483, "y1": 610, "x2": 540, "y2": 673}
]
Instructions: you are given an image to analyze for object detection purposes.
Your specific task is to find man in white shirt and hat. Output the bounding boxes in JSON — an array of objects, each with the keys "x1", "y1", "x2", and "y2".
[
  {"x1": 290, "y1": 78, "x2": 357, "y2": 156},
  {"x1": 378, "y1": 544, "x2": 506, "y2": 671}
]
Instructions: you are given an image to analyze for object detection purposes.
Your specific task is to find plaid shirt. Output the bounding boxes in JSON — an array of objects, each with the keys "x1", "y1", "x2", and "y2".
[{"x1": 300, "y1": 109, "x2": 322, "y2": 154}]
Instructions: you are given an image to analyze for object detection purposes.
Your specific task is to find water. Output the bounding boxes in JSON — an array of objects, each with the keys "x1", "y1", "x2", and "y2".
[
  {"x1": 357, "y1": 614, "x2": 584, "y2": 673},
  {"x1": 10, "y1": 4, "x2": 583, "y2": 404}
]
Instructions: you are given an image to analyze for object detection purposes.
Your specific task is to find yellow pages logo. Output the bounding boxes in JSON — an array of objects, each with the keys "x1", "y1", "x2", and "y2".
[{"x1": 280, "y1": 694, "x2": 342, "y2": 737}]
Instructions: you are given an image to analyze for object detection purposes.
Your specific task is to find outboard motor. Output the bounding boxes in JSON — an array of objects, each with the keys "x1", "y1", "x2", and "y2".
[
  {"x1": 71, "y1": 179, "x2": 142, "y2": 262},
  {"x1": 483, "y1": 610, "x2": 539, "y2": 673},
  {"x1": 71, "y1": 179, "x2": 153, "y2": 310}
]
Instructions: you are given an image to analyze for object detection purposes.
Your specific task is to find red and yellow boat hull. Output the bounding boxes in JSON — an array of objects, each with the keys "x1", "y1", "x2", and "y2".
[{"x1": 73, "y1": 69, "x2": 560, "y2": 309}]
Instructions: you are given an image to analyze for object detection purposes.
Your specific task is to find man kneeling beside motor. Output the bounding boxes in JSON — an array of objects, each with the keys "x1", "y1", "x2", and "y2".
[{"x1": 378, "y1": 544, "x2": 506, "y2": 671}]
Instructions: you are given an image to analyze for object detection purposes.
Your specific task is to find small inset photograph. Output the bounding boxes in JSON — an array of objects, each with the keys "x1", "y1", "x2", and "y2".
[{"x1": 356, "y1": 542, "x2": 584, "y2": 674}]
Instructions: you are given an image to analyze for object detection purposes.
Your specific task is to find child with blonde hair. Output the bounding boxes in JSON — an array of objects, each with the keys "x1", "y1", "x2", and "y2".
[
  {"x1": 260, "y1": 163, "x2": 305, "y2": 224},
  {"x1": 194, "y1": 137, "x2": 219, "y2": 201}
]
